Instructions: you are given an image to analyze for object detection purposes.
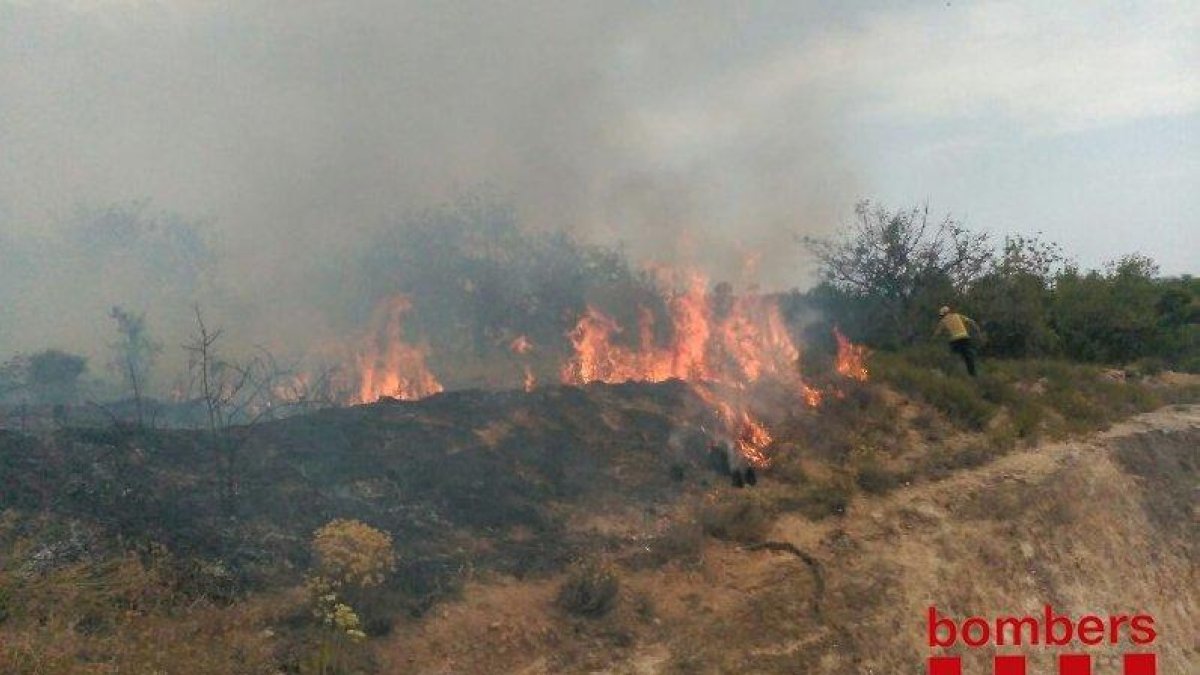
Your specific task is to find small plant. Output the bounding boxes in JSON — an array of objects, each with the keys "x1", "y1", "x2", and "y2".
[
  {"x1": 557, "y1": 559, "x2": 620, "y2": 618},
  {"x1": 855, "y1": 461, "x2": 903, "y2": 495},
  {"x1": 311, "y1": 519, "x2": 396, "y2": 589},
  {"x1": 304, "y1": 519, "x2": 395, "y2": 672},
  {"x1": 700, "y1": 497, "x2": 771, "y2": 542}
]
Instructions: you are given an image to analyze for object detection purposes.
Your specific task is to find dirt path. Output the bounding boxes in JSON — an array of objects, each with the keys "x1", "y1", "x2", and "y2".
[{"x1": 761, "y1": 403, "x2": 1199, "y2": 674}]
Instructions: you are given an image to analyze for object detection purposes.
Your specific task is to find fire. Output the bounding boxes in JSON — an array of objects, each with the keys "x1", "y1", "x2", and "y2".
[
  {"x1": 559, "y1": 274, "x2": 810, "y2": 468},
  {"x1": 689, "y1": 383, "x2": 773, "y2": 468},
  {"x1": 559, "y1": 274, "x2": 802, "y2": 389},
  {"x1": 834, "y1": 326, "x2": 869, "y2": 382},
  {"x1": 735, "y1": 413, "x2": 773, "y2": 469},
  {"x1": 510, "y1": 335, "x2": 536, "y2": 391},
  {"x1": 354, "y1": 295, "x2": 443, "y2": 403},
  {"x1": 509, "y1": 335, "x2": 533, "y2": 355}
]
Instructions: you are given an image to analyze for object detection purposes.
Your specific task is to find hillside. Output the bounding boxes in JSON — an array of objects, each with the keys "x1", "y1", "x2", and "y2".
[{"x1": 0, "y1": 372, "x2": 1196, "y2": 673}]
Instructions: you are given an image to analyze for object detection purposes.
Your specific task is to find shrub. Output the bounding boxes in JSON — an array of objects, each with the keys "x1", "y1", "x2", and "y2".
[
  {"x1": 1009, "y1": 401, "x2": 1044, "y2": 441},
  {"x1": 700, "y1": 498, "x2": 771, "y2": 543},
  {"x1": 557, "y1": 559, "x2": 620, "y2": 618},
  {"x1": 855, "y1": 461, "x2": 904, "y2": 495},
  {"x1": 795, "y1": 483, "x2": 853, "y2": 519},
  {"x1": 311, "y1": 519, "x2": 396, "y2": 590},
  {"x1": 873, "y1": 353, "x2": 996, "y2": 430}
]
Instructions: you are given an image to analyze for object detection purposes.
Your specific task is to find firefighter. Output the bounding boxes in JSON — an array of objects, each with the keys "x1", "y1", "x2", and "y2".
[
  {"x1": 934, "y1": 306, "x2": 982, "y2": 377},
  {"x1": 711, "y1": 441, "x2": 757, "y2": 488}
]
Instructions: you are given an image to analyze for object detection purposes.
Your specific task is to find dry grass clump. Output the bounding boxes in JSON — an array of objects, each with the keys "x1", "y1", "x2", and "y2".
[
  {"x1": 0, "y1": 534, "x2": 287, "y2": 674},
  {"x1": 311, "y1": 519, "x2": 396, "y2": 590},
  {"x1": 557, "y1": 559, "x2": 620, "y2": 618},
  {"x1": 700, "y1": 497, "x2": 771, "y2": 543}
]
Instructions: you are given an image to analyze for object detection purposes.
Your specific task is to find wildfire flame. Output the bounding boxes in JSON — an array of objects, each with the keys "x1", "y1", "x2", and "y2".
[
  {"x1": 558, "y1": 274, "x2": 812, "y2": 468},
  {"x1": 691, "y1": 383, "x2": 774, "y2": 468},
  {"x1": 510, "y1": 335, "x2": 536, "y2": 392},
  {"x1": 354, "y1": 295, "x2": 443, "y2": 403},
  {"x1": 345, "y1": 271, "x2": 872, "y2": 475},
  {"x1": 834, "y1": 326, "x2": 869, "y2": 382},
  {"x1": 559, "y1": 275, "x2": 802, "y2": 389},
  {"x1": 509, "y1": 335, "x2": 533, "y2": 355}
]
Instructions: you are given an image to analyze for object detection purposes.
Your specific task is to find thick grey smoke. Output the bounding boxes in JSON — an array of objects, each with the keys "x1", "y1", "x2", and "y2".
[{"x1": 0, "y1": 1, "x2": 861, "y2": 379}]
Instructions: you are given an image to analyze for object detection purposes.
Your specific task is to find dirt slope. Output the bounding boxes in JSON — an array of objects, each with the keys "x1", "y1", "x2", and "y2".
[{"x1": 377, "y1": 404, "x2": 1199, "y2": 674}]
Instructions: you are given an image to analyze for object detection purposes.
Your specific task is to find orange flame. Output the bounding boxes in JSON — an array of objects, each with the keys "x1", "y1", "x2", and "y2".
[
  {"x1": 510, "y1": 335, "x2": 536, "y2": 391},
  {"x1": 509, "y1": 335, "x2": 533, "y2": 355},
  {"x1": 559, "y1": 273, "x2": 812, "y2": 468},
  {"x1": 833, "y1": 326, "x2": 869, "y2": 382},
  {"x1": 735, "y1": 413, "x2": 773, "y2": 469},
  {"x1": 559, "y1": 275, "x2": 802, "y2": 389},
  {"x1": 691, "y1": 383, "x2": 773, "y2": 469},
  {"x1": 354, "y1": 295, "x2": 443, "y2": 403}
]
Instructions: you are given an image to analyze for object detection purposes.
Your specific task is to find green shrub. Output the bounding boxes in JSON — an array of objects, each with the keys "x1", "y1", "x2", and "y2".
[
  {"x1": 874, "y1": 354, "x2": 996, "y2": 430},
  {"x1": 557, "y1": 559, "x2": 620, "y2": 618},
  {"x1": 1009, "y1": 401, "x2": 1044, "y2": 441}
]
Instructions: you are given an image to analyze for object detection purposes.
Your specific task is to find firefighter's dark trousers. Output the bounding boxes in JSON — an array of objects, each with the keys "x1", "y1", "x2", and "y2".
[{"x1": 950, "y1": 337, "x2": 977, "y2": 377}]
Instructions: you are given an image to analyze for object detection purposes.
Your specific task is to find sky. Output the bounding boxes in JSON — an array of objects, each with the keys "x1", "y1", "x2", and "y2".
[{"x1": 0, "y1": 0, "x2": 1197, "y2": 359}]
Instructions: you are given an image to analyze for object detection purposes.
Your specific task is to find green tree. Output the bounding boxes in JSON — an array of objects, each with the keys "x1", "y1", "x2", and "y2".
[
  {"x1": 1052, "y1": 255, "x2": 1163, "y2": 364},
  {"x1": 966, "y1": 235, "x2": 1065, "y2": 358},
  {"x1": 803, "y1": 201, "x2": 991, "y2": 346},
  {"x1": 26, "y1": 349, "x2": 87, "y2": 405}
]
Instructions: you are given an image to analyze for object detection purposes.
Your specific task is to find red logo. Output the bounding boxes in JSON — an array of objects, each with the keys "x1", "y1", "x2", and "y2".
[{"x1": 927, "y1": 606, "x2": 1157, "y2": 674}]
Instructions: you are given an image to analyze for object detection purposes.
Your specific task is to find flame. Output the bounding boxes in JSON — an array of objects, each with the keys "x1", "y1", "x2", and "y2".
[
  {"x1": 559, "y1": 274, "x2": 802, "y2": 389},
  {"x1": 735, "y1": 413, "x2": 773, "y2": 468},
  {"x1": 802, "y1": 384, "x2": 823, "y2": 408},
  {"x1": 510, "y1": 335, "x2": 536, "y2": 391},
  {"x1": 509, "y1": 335, "x2": 533, "y2": 355},
  {"x1": 354, "y1": 295, "x2": 443, "y2": 403},
  {"x1": 559, "y1": 273, "x2": 811, "y2": 468},
  {"x1": 833, "y1": 326, "x2": 869, "y2": 382},
  {"x1": 689, "y1": 383, "x2": 773, "y2": 468}
]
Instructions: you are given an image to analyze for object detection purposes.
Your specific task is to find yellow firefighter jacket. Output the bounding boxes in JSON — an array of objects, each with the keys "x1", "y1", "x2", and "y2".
[{"x1": 937, "y1": 313, "x2": 973, "y2": 341}]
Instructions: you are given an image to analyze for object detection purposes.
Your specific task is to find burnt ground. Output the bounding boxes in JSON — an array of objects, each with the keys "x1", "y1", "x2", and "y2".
[
  {"x1": 0, "y1": 381, "x2": 732, "y2": 603},
  {"x1": 1, "y1": 381, "x2": 1197, "y2": 673}
]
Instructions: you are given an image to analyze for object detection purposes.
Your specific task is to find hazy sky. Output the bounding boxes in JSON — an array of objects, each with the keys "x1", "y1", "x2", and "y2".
[{"x1": 1, "y1": 0, "x2": 1197, "y2": 357}]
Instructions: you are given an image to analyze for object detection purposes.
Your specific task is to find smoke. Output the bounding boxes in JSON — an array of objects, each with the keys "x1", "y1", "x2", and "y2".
[{"x1": 0, "y1": 1, "x2": 860, "y2": 376}]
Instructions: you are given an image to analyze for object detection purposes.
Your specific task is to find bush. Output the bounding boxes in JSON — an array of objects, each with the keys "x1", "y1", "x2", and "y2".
[
  {"x1": 854, "y1": 461, "x2": 904, "y2": 495},
  {"x1": 1009, "y1": 400, "x2": 1044, "y2": 441},
  {"x1": 873, "y1": 352, "x2": 996, "y2": 430},
  {"x1": 700, "y1": 498, "x2": 771, "y2": 542},
  {"x1": 311, "y1": 519, "x2": 396, "y2": 589},
  {"x1": 557, "y1": 559, "x2": 620, "y2": 618}
]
